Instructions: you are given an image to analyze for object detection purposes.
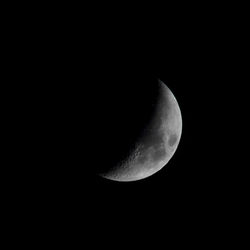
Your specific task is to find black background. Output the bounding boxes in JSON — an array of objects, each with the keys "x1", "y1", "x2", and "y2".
[
  {"x1": 6, "y1": 6, "x2": 239, "y2": 243},
  {"x1": 33, "y1": 27, "x2": 222, "y2": 225}
]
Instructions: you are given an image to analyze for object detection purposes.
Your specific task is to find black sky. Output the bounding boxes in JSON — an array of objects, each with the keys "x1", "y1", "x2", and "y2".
[
  {"x1": 4, "y1": 2, "x2": 244, "y2": 245},
  {"x1": 13, "y1": 9, "x2": 234, "y2": 239},
  {"x1": 35, "y1": 29, "x2": 217, "y2": 211}
]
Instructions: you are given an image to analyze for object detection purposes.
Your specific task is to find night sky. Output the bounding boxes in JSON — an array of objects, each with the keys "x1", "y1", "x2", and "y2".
[
  {"x1": 5, "y1": 3, "x2": 241, "y2": 245},
  {"x1": 15, "y1": 12, "x2": 231, "y2": 239},
  {"x1": 34, "y1": 35, "x2": 214, "y2": 212}
]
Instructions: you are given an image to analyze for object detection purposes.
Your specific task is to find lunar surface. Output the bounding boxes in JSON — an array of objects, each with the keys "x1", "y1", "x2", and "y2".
[{"x1": 99, "y1": 79, "x2": 182, "y2": 182}]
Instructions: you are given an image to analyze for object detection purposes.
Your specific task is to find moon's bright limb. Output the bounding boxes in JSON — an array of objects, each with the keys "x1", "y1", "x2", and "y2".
[{"x1": 100, "y1": 79, "x2": 182, "y2": 182}]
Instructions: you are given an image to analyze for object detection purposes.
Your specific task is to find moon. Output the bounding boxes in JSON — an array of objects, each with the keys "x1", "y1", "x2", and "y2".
[{"x1": 99, "y1": 79, "x2": 182, "y2": 182}]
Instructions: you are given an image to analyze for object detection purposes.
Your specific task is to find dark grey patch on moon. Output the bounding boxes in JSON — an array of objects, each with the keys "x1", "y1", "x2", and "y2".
[
  {"x1": 151, "y1": 142, "x2": 167, "y2": 162},
  {"x1": 168, "y1": 134, "x2": 178, "y2": 147}
]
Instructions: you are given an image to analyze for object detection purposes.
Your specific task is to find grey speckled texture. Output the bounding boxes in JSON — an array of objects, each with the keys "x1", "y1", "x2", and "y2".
[{"x1": 100, "y1": 80, "x2": 182, "y2": 182}]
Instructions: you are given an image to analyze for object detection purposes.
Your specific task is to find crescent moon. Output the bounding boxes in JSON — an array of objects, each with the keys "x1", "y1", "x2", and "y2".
[{"x1": 99, "y1": 79, "x2": 182, "y2": 182}]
